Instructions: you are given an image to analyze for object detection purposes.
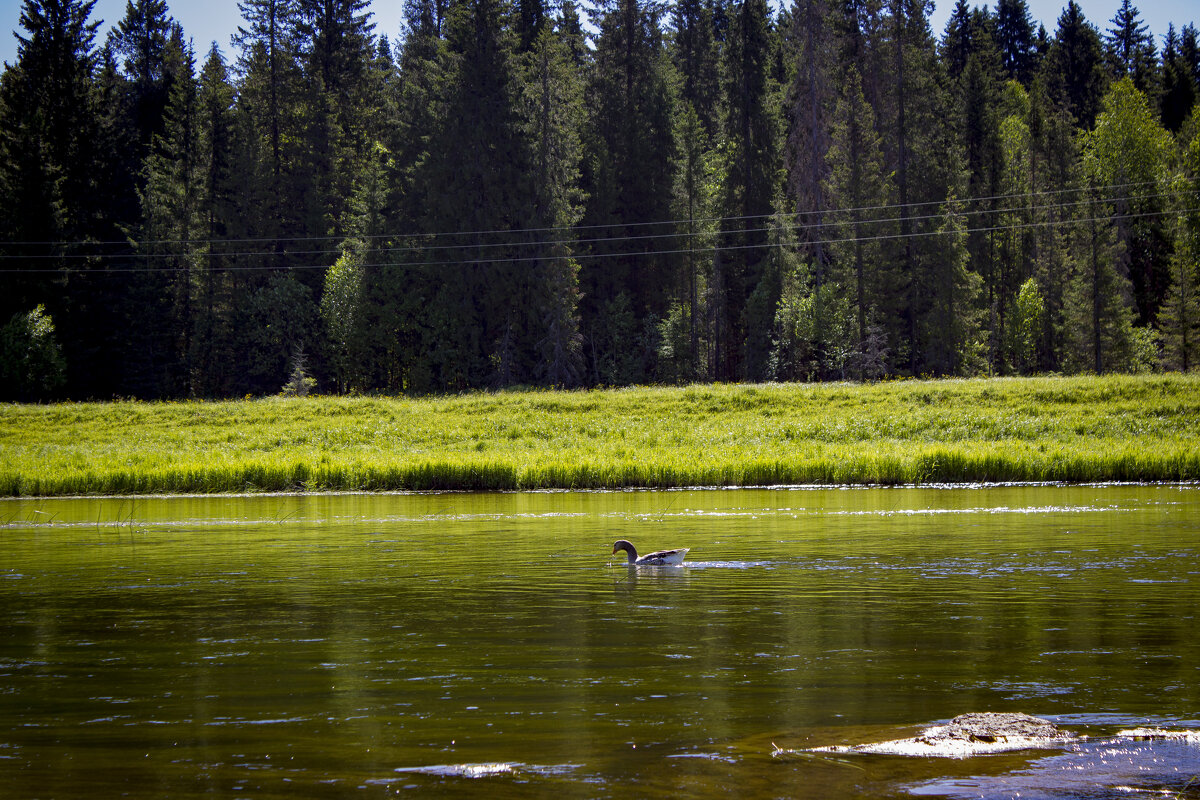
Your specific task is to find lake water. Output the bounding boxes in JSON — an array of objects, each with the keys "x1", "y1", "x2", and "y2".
[{"x1": 1, "y1": 485, "x2": 1198, "y2": 798}]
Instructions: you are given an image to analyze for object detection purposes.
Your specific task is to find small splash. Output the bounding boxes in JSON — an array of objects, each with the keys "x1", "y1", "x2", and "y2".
[
  {"x1": 1117, "y1": 728, "x2": 1200, "y2": 742},
  {"x1": 395, "y1": 763, "x2": 517, "y2": 778},
  {"x1": 392, "y1": 762, "x2": 581, "y2": 779}
]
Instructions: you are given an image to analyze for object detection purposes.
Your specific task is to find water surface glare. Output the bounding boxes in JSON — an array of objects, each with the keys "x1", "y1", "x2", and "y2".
[{"x1": 1, "y1": 485, "x2": 1198, "y2": 798}]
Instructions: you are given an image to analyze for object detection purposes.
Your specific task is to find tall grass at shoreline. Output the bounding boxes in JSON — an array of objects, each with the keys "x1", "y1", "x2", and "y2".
[{"x1": 2, "y1": 375, "x2": 1198, "y2": 496}]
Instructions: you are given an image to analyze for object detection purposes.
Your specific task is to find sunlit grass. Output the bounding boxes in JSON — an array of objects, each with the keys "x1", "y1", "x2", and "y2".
[{"x1": 2, "y1": 374, "x2": 1198, "y2": 496}]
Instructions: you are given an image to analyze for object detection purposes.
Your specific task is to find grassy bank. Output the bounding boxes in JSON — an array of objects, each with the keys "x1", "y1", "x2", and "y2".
[{"x1": 2, "y1": 375, "x2": 1198, "y2": 496}]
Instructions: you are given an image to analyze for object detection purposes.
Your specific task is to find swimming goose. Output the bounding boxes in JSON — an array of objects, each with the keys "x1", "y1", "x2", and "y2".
[{"x1": 612, "y1": 539, "x2": 689, "y2": 566}]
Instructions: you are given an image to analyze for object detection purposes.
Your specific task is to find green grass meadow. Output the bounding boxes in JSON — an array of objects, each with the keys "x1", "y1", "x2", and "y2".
[{"x1": 2, "y1": 375, "x2": 1198, "y2": 496}]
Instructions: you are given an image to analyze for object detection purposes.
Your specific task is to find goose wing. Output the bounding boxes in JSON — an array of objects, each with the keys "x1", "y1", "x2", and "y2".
[{"x1": 635, "y1": 547, "x2": 689, "y2": 565}]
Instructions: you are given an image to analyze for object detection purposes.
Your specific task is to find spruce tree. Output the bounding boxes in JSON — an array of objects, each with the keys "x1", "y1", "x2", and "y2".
[
  {"x1": 822, "y1": 65, "x2": 896, "y2": 374},
  {"x1": 672, "y1": 0, "x2": 722, "y2": 138},
  {"x1": 1042, "y1": 0, "x2": 1108, "y2": 129},
  {"x1": 419, "y1": 0, "x2": 533, "y2": 388},
  {"x1": 720, "y1": 0, "x2": 780, "y2": 381},
  {"x1": 234, "y1": 0, "x2": 300, "y2": 186},
  {"x1": 1104, "y1": 0, "x2": 1157, "y2": 99},
  {"x1": 0, "y1": 0, "x2": 101, "y2": 319},
  {"x1": 785, "y1": 0, "x2": 836, "y2": 288},
  {"x1": 190, "y1": 45, "x2": 238, "y2": 396},
  {"x1": 1027, "y1": 78, "x2": 1079, "y2": 372},
  {"x1": 295, "y1": 0, "x2": 377, "y2": 238},
  {"x1": 1064, "y1": 187, "x2": 1135, "y2": 373},
  {"x1": 940, "y1": 0, "x2": 973, "y2": 78},
  {"x1": 994, "y1": 0, "x2": 1035, "y2": 84},
  {"x1": 578, "y1": 0, "x2": 675, "y2": 385},
  {"x1": 883, "y1": 0, "x2": 973, "y2": 374},
  {"x1": 1160, "y1": 24, "x2": 1197, "y2": 132},
  {"x1": 109, "y1": 0, "x2": 174, "y2": 157},
  {"x1": 233, "y1": 0, "x2": 303, "y2": 250},
  {"x1": 520, "y1": 24, "x2": 586, "y2": 385},
  {"x1": 995, "y1": 81, "x2": 1037, "y2": 371},
  {"x1": 131, "y1": 32, "x2": 199, "y2": 397},
  {"x1": 665, "y1": 102, "x2": 719, "y2": 382}
]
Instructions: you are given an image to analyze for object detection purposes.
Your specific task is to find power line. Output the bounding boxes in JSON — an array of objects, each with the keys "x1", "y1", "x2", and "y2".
[
  {"x1": 1, "y1": 176, "x2": 1192, "y2": 253},
  {"x1": 2, "y1": 176, "x2": 1190, "y2": 267},
  {"x1": 1, "y1": 205, "x2": 1184, "y2": 275}
]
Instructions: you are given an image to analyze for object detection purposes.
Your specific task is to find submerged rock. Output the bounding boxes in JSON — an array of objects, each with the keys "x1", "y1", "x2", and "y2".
[
  {"x1": 1116, "y1": 727, "x2": 1200, "y2": 743},
  {"x1": 810, "y1": 712, "x2": 1076, "y2": 759}
]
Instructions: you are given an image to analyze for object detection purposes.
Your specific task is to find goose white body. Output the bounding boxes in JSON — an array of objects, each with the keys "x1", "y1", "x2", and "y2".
[{"x1": 612, "y1": 540, "x2": 689, "y2": 566}]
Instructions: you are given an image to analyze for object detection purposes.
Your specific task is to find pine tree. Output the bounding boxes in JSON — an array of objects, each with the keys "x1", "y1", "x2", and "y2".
[
  {"x1": 295, "y1": 0, "x2": 377, "y2": 237},
  {"x1": 1160, "y1": 24, "x2": 1197, "y2": 132},
  {"x1": 578, "y1": 0, "x2": 675, "y2": 385},
  {"x1": 672, "y1": 0, "x2": 722, "y2": 139},
  {"x1": 1042, "y1": 0, "x2": 1108, "y2": 129},
  {"x1": 520, "y1": 25, "x2": 586, "y2": 385},
  {"x1": 189, "y1": 45, "x2": 238, "y2": 396},
  {"x1": 785, "y1": 0, "x2": 836, "y2": 287},
  {"x1": 1158, "y1": 109, "x2": 1200, "y2": 371},
  {"x1": 720, "y1": 0, "x2": 780, "y2": 381},
  {"x1": 994, "y1": 0, "x2": 1036, "y2": 83},
  {"x1": 233, "y1": 0, "x2": 303, "y2": 250},
  {"x1": 1104, "y1": 0, "x2": 1157, "y2": 99},
  {"x1": 418, "y1": 0, "x2": 533, "y2": 389},
  {"x1": 822, "y1": 65, "x2": 896, "y2": 374},
  {"x1": 0, "y1": 0, "x2": 101, "y2": 321}
]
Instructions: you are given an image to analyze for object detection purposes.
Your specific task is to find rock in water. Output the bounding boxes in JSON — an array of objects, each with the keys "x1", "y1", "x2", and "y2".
[
  {"x1": 921, "y1": 713, "x2": 1068, "y2": 745},
  {"x1": 808, "y1": 712, "x2": 1076, "y2": 758}
]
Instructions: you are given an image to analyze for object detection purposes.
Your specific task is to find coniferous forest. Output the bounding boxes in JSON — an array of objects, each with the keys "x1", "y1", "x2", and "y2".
[{"x1": 1, "y1": 0, "x2": 1198, "y2": 401}]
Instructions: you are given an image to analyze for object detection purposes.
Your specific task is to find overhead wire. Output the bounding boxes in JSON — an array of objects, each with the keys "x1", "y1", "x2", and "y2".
[
  {"x1": 2, "y1": 176, "x2": 1190, "y2": 273},
  {"x1": 2, "y1": 176, "x2": 1190, "y2": 248},
  {"x1": 2, "y1": 180, "x2": 1190, "y2": 265},
  {"x1": 0, "y1": 203, "x2": 1180, "y2": 275}
]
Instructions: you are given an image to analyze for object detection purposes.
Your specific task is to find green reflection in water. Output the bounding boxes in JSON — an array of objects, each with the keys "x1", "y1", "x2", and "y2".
[{"x1": 1, "y1": 485, "x2": 1198, "y2": 798}]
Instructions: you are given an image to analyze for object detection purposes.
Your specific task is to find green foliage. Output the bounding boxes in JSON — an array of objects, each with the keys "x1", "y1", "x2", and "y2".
[
  {"x1": 1159, "y1": 116, "x2": 1200, "y2": 370},
  {"x1": 0, "y1": 305, "x2": 66, "y2": 401},
  {"x1": 1081, "y1": 77, "x2": 1173, "y2": 327},
  {"x1": 1007, "y1": 277, "x2": 1046, "y2": 373},
  {"x1": 771, "y1": 264, "x2": 855, "y2": 381},
  {"x1": 321, "y1": 242, "x2": 370, "y2": 392}
]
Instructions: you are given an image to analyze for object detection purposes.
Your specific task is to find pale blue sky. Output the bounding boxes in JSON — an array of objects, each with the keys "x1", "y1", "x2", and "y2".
[
  {"x1": 2, "y1": 0, "x2": 406, "y2": 67},
  {"x1": 2, "y1": 0, "x2": 1198, "y2": 71}
]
